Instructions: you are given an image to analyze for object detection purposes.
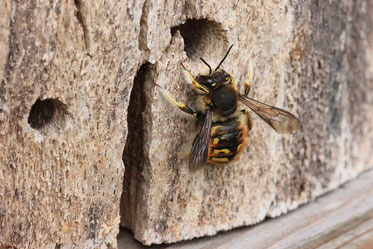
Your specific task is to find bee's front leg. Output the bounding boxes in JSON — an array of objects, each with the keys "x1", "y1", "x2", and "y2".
[
  {"x1": 153, "y1": 82, "x2": 200, "y2": 117},
  {"x1": 243, "y1": 62, "x2": 253, "y2": 97},
  {"x1": 179, "y1": 61, "x2": 210, "y2": 94}
]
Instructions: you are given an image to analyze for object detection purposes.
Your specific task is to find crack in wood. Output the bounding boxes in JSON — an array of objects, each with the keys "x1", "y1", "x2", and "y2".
[
  {"x1": 138, "y1": 0, "x2": 150, "y2": 51},
  {"x1": 74, "y1": 0, "x2": 90, "y2": 55}
]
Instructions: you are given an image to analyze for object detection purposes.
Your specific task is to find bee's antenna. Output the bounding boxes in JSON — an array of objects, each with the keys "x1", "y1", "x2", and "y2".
[
  {"x1": 200, "y1": 57, "x2": 212, "y2": 74},
  {"x1": 215, "y1": 44, "x2": 234, "y2": 71}
]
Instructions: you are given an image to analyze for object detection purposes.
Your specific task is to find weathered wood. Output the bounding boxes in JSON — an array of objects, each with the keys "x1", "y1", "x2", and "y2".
[
  {"x1": 1, "y1": 0, "x2": 373, "y2": 248},
  {"x1": 121, "y1": 0, "x2": 373, "y2": 245},
  {"x1": 118, "y1": 168, "x2": 373, "y2": 249},
  {"x1": 0, "y1": 1, "x2": 135, "y2": 248}
]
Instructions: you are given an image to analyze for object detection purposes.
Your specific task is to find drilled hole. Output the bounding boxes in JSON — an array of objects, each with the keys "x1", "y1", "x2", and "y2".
[
  {"x1": 171, "y1": 19, "x2": 228, "y2": 61},
  {"x1": 28, "y1": 98, "x2": 68, "y2": 134},
  {"x1": 121, "y1": 63, "x2": 152, "y2": 229}
]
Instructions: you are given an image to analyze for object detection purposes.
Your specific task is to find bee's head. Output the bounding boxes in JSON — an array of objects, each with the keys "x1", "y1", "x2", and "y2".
[
  {"x1": 196, "y1": 69, "x2": 232, "y2": 90},
  {"x1": 195, "y1": 45, "x2": 234, "y2": 90}
]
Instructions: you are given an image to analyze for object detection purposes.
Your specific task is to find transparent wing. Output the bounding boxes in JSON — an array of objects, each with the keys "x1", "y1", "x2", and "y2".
[
  {"x1": 189, "y1": 106, "x2": 212, "y2": 171},
  {"x1": 240, "y1": 95, "x2": 301, "y2": 134}
]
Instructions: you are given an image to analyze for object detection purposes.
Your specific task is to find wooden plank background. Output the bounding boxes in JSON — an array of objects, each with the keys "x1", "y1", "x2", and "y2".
[{"x1": 118, "y1": 168, "x2": 373, "y2": 249}]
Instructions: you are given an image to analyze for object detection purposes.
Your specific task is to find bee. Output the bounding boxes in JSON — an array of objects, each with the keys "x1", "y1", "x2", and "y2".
[{"x1": 154, "y1": 45, "x2": 301, "y2": 171}]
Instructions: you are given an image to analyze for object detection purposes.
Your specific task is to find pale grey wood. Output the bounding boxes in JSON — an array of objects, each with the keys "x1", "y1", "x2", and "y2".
[
  {"x1": 118, "y1": 168, "x2": 373, "y2": 249},
  {"x1": 318, "y1": 218, "x2": 373, "y2": 249},
  {"x1": 337, "y1": 229, "x2": 373, "y2": 249}
]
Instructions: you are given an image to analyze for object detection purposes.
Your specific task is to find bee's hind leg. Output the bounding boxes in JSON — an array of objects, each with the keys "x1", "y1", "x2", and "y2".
[{"x1": 153, "y1": 82, "x2": 200, "y2": 117}]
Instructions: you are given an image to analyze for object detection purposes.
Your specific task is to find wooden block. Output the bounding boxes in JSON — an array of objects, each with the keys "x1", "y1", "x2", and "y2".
[
  {"x1": 120, "y1": 0, "x2": 373, "y2": 245},
  {"x1": 1, "y1": 0, "x2": 373, "y2": 248}
]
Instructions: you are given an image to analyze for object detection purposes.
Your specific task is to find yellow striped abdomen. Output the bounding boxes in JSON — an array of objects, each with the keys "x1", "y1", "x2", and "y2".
[{"x1": 207, "y1": 111, "x2": 251, "y2": 165}]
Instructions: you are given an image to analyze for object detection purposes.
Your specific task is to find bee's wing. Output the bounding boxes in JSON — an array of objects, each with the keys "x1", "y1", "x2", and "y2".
[
  {"x1": 189, "y1": 106, "x2": 212, "y2": 171},
  {"x1": 239, "y1": 95, "x2": 301, "y2": 134}
]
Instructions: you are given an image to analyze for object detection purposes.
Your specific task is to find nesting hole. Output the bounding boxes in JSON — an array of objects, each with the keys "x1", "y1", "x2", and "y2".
[
  {"x1": 171, "y1": 18, "x2": 228, "y2": 61},
  {"x1": 121, "y1": 62, "x2": 152, "y2": 229},
  {"x1": 28, "y1": 98, "x2": 68, "y2": 133}
]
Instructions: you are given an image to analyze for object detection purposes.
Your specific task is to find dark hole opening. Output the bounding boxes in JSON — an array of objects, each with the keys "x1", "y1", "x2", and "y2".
[
  {"x1": 28, "y1": 98, "x2": 68, "y2": 132},
  {"x1": 171, "y1": 18, "x2": 228, "y2": 61},
  {"x1": 121, "y1": 63, "x2": 152, "y2": 230}
]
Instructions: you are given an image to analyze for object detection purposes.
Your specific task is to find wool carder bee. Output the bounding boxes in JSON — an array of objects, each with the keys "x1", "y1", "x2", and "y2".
[{"x1": 154, "y1": 45, "x2": 301, "y2": 171}]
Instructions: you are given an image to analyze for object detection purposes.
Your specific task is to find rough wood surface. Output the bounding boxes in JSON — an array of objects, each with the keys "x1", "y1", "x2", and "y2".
[
  {"x1": 120, "y1": 0, "x2": 373, "y2": 245},
  {"x1": 118, "y1": 168, "x2": 373, "y2": 249},
  {"x1": 0, "y1": 1, "x2": 137, "y2": 248},
  {"x1": 1, "y1": 0, "x2": 373, "y2": 248}
]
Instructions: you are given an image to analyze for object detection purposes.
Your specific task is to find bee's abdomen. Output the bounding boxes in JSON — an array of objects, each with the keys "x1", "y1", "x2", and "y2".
[{"x1": 207, "y1": 114, "x2": 249, "y2": 164}]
